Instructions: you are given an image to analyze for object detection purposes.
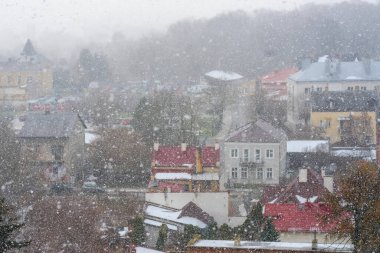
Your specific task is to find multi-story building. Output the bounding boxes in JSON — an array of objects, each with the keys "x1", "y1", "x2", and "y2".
[
  {"x1": 260, "y1": 67, "x2": 298, "y2": 100},
  {"x1": 310, "y1": 91, "x2": 377, "y2": 145},
  {"x1": 18, "y1": 112, "x2": 86, "y2": 184},
  {"x1": 287, "y1": 59, "x2": 380, "y2": 127},
  {"x1": 221, "y1": 119, "x2": 287, "y2": 190},
  {"x1": 149, "y1": 143, "x2": 220, "y2": 192},
  {"x1": 0, "y1": 39, "x2": 53, "y2": 109}
]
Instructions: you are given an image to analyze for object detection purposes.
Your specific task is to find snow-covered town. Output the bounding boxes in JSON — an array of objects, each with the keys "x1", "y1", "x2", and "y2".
[{"x1": 0, "y1": 1, "x2": 380, "y2": 252}]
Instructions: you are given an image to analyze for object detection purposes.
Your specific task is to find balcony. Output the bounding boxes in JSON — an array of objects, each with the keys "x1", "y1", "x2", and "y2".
[{"x1": 239, "y1": 158, "x2": 264, "y2": 167}]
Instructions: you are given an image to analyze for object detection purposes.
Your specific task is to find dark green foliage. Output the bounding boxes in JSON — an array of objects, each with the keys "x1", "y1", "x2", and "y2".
[
  {"x1": 130, "y1": 215, "x2": 145, "y2": 245},
  {"x1": 260, "y1": 218, "x2": 280, "y2": 242},
  {"x1": 156, "y1": 224, "x2": 168, "y2": 251},
  {"x1": 218, "y1": 223, "x2": 233, "y2": 240},
  {"x1": 181, "y1": 225, "x2": 201, "y2": 246},
  {"x1": 77, "y1": 48, "x2": 112, "y2": 86},
  {"x1": 203, "y1": 221, "x2": 218, "y2": 240},
  {"x1": 239, "y1": 203, "x2": 265, "y2": 241},
  {"x1": 0, "y1": 197, "x2": 29, "y2": 252}
]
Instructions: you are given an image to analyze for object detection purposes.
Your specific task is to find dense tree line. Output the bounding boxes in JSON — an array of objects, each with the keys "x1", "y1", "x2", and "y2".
[{"x1": 104, "y1": 1, "x2": 380, "y2": 84}]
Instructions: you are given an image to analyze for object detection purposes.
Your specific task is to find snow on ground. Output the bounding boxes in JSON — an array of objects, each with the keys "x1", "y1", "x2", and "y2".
[
  {"x1": 154, "y1": 173, "x2": 192, "y2": 180},
  {"x1": 136, "y1": 246, "x2": 164, "y2": 253},
  {"x1": 85, "y1": 132, "x2": 100, "y2": 144}
]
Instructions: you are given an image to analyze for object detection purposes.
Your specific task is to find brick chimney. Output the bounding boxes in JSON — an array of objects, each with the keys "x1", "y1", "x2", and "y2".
[
  {"x1": 299, "y1": 168, "x2": 308, "y2": 183},
  {"x1": 181, "y1": 143, "x2": 187, "y2": 152}
]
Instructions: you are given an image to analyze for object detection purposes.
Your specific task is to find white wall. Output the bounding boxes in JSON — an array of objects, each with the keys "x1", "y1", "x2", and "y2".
[{"x1": 146, "y1": 192, "x2": 244, "y2": 227}]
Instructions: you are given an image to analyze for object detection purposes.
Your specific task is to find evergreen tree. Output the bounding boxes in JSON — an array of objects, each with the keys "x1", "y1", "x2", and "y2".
[
  {"x1": 218, "y1": 223, "x2": 233, "y2": 240},
  {"x1": 203, "y1": 221, "x2": 218, "y2": 240},
  {"x1": 181, "y1": 225, "x2": 201, "y2": 246},
  {"x1": 156, "y1": 224, "x2": 168, "y2": 251},
  {"x1": 239, "y1": 203, "x2": 265, "y2": 240},
  {"x1": 260, "y1": 218, "x2": 280, "y2": 242},
  {"x1": 130, "y1": 215, "x2": 145, "y2": 245},
  {"x1": 0, "y1": 197, "x2": 29, "y2": 252}
]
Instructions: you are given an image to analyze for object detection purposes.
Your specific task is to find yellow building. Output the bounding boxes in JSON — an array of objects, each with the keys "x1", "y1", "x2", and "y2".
[
  {"x1": 0, "y1": 39, "x2": 53, "y2": 109},
  {"x1": 310, "y1": 91, "x2": 377, "y2": 145}
]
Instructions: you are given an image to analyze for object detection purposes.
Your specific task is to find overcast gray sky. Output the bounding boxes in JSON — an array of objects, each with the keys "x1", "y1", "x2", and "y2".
[{"x1": 0, "y1": 0, "x2": 377, "y2": 59}]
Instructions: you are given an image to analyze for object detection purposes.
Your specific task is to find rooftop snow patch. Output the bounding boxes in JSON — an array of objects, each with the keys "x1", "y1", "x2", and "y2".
[{"x1": 205, "y1": 70, "x2": 243, "y2": 81}]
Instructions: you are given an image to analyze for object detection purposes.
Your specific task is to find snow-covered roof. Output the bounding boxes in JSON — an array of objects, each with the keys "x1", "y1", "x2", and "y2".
[
  {"x1": 154, "y1": 173, "x2": 192, "y2": 180},
  {"x1": 289, "y1": 60, "x2": 380, "y2": 82},
  {"x1": 145, "y1": 205, "x2": 207, "y2": 228},
  {"x1": 136, "y1": 246, "x2": 164, "y2": 253},
  {"x1": 205, "y1": 70, "x2": 243, "y2": 81},
  {"x1": 191, "y1": 173, "x2": 219, "y2": 181},
  {"x1": 85, "y1": 132, "x2": 100, "y2": 144},
  {"x1": 331, "y1": 147, "x2": 376, "y2": 160},
  {"x1": 191, "y1": 240, "x2": 353, "y2": 251},
  {"x1": 287, "y1": 140, "x2": 329, "y2": 153},
  {"x1": 144, "y1": 219, "x2": 178, "y2": 231}
]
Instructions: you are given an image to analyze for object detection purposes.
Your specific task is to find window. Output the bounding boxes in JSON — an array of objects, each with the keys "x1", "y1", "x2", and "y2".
[
  {"x1": 7, "y1": 75, "x2": 12, "y2": 85},
  {"x1": 304, "y1": 88, "x2": 310, "y2": 95},
  {"x1": 355, "y1": 86, "x2": 359, "y2": 91},
  {"x1": 231, "y1": 168, "x2": 238, "y2": 179},
  {"x1": 266, "y1": 168, "x2": 273, "y2": 179},
  {"x1": 316, "y1": 87, "x2": 322, "y2": 92},
  {"x1": 17, "y1": 75, "x2": 22, "y2": 85},
  {"x1": 347, "y1": 87, "x2": 353, "y2": 91},
  {"x1": 255, "y1": 149, "x2": 261, "y2": 161},
  {"x1": 266, "y1": 149, "x2": 274, "y2": 159},
  {"x1": 231, "y1": 148, "x2": 238, "y2": 158},
  {"x1": 51, "y1": 145, "x2": 64, "y2": 161},
  {"x1": 241, "y1": 167, "x2": 248, "y2": 179},
  {"x1": 243, "y1": 148, "x2": 249, "y2": 162},
  {"x1": 27, "y1": 76, "x2": 33, "y2": 83},
  {"x1": 320, "y1": 119, "x2": 331, "y2": 128},
  {"x1": 361, "y1": 86, "x2": 367, "y2": 91},
  {"x1": 257, "y1": 168, "x2": 263, "y2": 179}
]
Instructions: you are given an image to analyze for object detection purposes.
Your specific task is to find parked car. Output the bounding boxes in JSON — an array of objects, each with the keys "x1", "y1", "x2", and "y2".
[
  {"x1": 50, "y1": 183, "x2": 73, "y2": 195},
  {"x1": 82, "y1": 181, "x2": 105, "y2": 193}
]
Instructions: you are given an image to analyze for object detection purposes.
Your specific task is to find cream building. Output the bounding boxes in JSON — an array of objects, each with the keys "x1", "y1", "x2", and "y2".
[
  {"x1": 287, "y1": 59, "x2": 380, "y2": 127},
  {"x1": 0, "y1": 39, "x2": 53, "y2": 109}
]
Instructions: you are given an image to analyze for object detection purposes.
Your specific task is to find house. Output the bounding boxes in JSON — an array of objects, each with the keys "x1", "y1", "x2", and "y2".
[
  {"x1": 261, "y1": 168, "x2": 331, "y2": 205},
  {"x1": 144, "y1": 202, "x2": 213, "y2": 248},
  {"x1": 18, "y1": 112, "x2": 86, "y2": 184},
  {"x1": 310, "y1": 91, "x2": 377, "y2": 145},
  {"x1": 149, "y1": 143, "x2": 220, "y2": 192},
  {"x1": 221, "y1": 120, "x2": 287, "y2": 190},
  {"x1": 260, "y1": 67, "x2": 298, "y2": 100},
  {"x1": 0, "y1": 39, "x2": 53, "y2": 109},
  {"x1": 186, "y1": 239, "x2": 352, "y2": 252},
  {"x1": 261, "y1": 168, "x2": 336, "y2": 243},
  {"x1": 263, "y1": 203, "x2": 338, "y2": 243},
  {"x1": 287, "y1": 59, "x2": 380, "y2": 127}
]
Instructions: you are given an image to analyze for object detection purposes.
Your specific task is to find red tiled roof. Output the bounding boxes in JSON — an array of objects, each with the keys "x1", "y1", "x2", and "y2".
[
  {"x1": 264, "y1": 203, "x2": 335, "y2": 233},
  {"x1": 152, "y1": 146, "x2": 219, "y2": 167},
  {"x1": 261, "y1": 169, "x2": 327, "y2": 204},
  {"x1": 260, "y1": 67, "x2": 298, "y2": 84}
]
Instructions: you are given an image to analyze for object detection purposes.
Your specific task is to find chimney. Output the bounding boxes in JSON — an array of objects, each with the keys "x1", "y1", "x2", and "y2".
[
  {"x1": 153, "y1": 142, "x2": 159, "y2": 151},
  {"x1": 215, "y1": 142, "x2": 220, "y2": 150},
  {"x1": 322, "y1": 169, "x2": 334, "y2": 193},
  {"x1": 181, "y1": 143, "x2": 187, "y2": 152},
  {"x1": 299, "y1": 168, "x2": 308, "y2": 183},
  {"x1": 312, "y1": 230, "x2": 318, "y2": 250},
  {"x1": 195, "y1": 147, "x2": 203, "y2": 174}
]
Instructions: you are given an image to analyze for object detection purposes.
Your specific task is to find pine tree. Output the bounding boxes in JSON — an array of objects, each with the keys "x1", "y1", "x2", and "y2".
[
  {"x1": 260, "y1": 218, "x2": 279, "y2": 242},
  {"x1": 156, "y1": 224, "x2": 168, "y2": 251},
  {"x1": 218, "y1": 223, "x2": 233, "y2": 240},
  {"x1": 239, "y1": 203, "x2": 265, "y2": 240},
  {"x1": 0, "y1": 197, "x2": 29, "y2": 252},
  {"x1": 204, "y1": 221, "x2": 218, "y2": 240},
  {"x1": 130, "y1": 215, "x2": 145, "y2": 245},
  {"x1": 181, "y1": 224, "x2": 201, "y2": 246}
]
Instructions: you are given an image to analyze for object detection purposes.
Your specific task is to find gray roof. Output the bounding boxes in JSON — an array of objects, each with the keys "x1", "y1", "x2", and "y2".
[
  {"x1": 311, "y1": 91, "x2": 377, "y2": 112},
  {"x1": 289, "y1": 60, "x2": 380, "y2": 82},
  {"x1": 18, "y1": 112, "x2": 86, "y2": 138},
  {"x1": 225, "y1": 119, "x2": 287, "y2": 143}
]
